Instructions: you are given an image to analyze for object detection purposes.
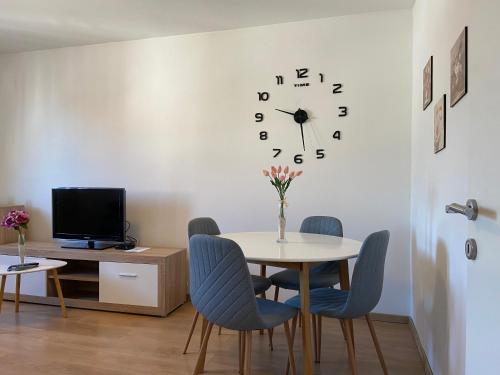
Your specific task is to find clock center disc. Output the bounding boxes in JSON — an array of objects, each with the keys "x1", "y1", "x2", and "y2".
[{"x1": 294, "y1": 109, "x2": 308, "y2": 124}]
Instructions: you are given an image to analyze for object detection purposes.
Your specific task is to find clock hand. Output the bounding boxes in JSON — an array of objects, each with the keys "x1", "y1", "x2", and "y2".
[
  {"x1": 300, "y1": 123, "x2": 305, "y2": 151},
  {"x1": 275, "y1": 108, "x2": 295, "y2": 116}
]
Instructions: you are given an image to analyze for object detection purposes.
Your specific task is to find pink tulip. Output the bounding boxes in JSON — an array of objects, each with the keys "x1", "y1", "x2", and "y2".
[
  {"x1": 289, "y1": 171, "x2": 296, "y2": 178},
  {"x1": 262, "y1": 169, "x2": 270, "y2": 177},
  {"x1": 284, "y1": 166, "x2": 289, "y2": 174},
  {"x1": 271, "y1": 166, "x2": 277, "y2": 174},
  {"x1": 279, "y1": 175, "x2": 286, "y2": 181},
  {"x1": 296, "y1": 170, "x2": 303, "y2": 176},
  {"x1": 277, "y1": 165, "x2": 282, "y2": 173},
  {"x1": 271, "y1": 171, "x2": 277, "y2": 178}
]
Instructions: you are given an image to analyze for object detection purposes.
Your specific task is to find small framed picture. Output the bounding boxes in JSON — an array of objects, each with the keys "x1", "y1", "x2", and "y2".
[
  {"x1": 434, "y1": 95, "x2": 446, "y2": 154},
  {"x1": 450, "y1": 27, "x2": 468, "y2": 107},
  {"x1": 423, "y1": 56, "x2": 433, "y2": 110}
]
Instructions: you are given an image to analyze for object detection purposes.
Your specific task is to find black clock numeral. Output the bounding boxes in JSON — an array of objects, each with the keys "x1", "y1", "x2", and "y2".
[
  {"x1": 258, "y1": 92, "x2": 270, "y2": 101},
  {"x1": 273, "y1": 148, "x2": 282, "y2": 158},
  {"x1": 255, "y1": 113, "x2": 264, "y2": 122},
  {"x1": 276, "y1": 75, "x2": 284, "y2": 85},
  {"x1": 296, "y1": 68, "x2": 309, "y2": 79},
  {"x1": 332, "y1": 83, "x2": 343, "y2": 94},
  {"x1": 338, "y1": 106, "x2": 348, "y2": 117},
  {"x1": 316, "y1": 149, "x2": 325, "y2": 159},
  {"x1": 319, "y1": 73, "x2": 324, "y2": 83},
  {"x1": 333, "y1": 131, "x2": 342, "y2": 140},
  {"x1": 259, "y1": 131, "x2": 268, "y2": 140},
  {"x1": 294, "y1": 154, "x2": 303, "y2": 164}
]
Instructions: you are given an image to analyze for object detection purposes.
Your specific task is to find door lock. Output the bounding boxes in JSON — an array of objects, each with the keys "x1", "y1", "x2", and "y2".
[{"x1": 465, "y1": 238, "x2": 477, "y2": 260}]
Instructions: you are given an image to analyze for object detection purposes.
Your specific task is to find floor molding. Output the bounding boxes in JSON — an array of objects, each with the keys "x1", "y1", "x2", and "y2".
[
  {"x1": 408, "y1": 317, "x2": 434, "y2": 375},
  {"x1": 369, "y1": 312, "x2": 409, "y2": 324}
]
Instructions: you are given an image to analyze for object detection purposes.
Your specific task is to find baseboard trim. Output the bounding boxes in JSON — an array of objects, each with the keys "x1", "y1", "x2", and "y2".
[
  {"x1": 408, "y1": 317, "x2": 434, "y2": 375},
  {"x1": 369, "y1": 312, "x2": 409, "y2": 324}
]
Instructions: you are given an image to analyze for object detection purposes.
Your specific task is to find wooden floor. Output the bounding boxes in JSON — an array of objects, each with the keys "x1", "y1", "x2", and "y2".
[{"x1": 0, "y1": 301, "x2": 424, "y2": 375}]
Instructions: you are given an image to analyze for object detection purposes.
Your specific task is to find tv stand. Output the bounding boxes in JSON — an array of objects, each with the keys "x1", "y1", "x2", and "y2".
[
  {"x1": 61, "y1": 240, "x2": 115, "y2": 250},
  {"x1": 0, "y1": 241, "x2": 187, "y2": 317}
]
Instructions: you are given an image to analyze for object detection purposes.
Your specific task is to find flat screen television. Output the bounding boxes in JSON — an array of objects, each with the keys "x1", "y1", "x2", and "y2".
[{"x1": 52, "y1": 187, "x2": 126, "y2": 249}]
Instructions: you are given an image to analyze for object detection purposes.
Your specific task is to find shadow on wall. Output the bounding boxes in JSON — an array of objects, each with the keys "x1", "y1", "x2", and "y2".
[
  {"x1": 412, "y1": 233, "x2": 450, "y2": 375},
  {"x1": 119, "y1": 191, "x2": 193, "y2": 249}
]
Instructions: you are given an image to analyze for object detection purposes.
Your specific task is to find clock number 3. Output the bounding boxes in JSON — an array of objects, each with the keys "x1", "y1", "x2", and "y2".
[{"x1": 338, "y1": 106, "x2": 348, "y2": 117}]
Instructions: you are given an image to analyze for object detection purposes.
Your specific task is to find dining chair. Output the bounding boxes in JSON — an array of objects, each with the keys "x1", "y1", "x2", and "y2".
[
  {"x1": 183, "y1": 217, "x2": 273, "y2": 354},
  {"x1": 189, "y1": 234, "x2": 298, "y2": 375},
  {"x1": 285, "y1": 230, "x2": 390, "y2": 375},
  {"x1": 270, "y1": 216, "x2": 343, "y2": 301}
]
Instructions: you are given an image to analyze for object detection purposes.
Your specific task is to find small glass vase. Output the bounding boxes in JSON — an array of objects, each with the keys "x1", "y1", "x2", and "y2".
[
  {"x1": 277, "y1": 200, "x2": 287, "y2": 243},
  {"x1": 18, "y1": 231, "x2": 26, "y2": 265}
]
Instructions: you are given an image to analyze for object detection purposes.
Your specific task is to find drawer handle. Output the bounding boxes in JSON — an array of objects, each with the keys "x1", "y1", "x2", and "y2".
[{"x1": 119, "y1": 273, "x2": 138, "y2": 278}]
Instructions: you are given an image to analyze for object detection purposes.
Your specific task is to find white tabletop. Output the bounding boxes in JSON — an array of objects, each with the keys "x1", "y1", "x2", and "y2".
[
  {"x1": 219, "y1": 232, "x2": 362, "y2": 263},
  {"x1": 0, "y1": 257, "x2": 67, "y2": 276}
]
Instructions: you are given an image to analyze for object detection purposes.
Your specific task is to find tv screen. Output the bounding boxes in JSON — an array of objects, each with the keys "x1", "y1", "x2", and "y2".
[{"x1": 52, "y1": 188, "x2": 126, "y2": 243}]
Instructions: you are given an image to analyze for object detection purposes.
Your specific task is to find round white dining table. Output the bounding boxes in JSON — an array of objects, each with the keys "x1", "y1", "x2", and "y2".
[{"x1": 219, "y1": 232, "x2": 362, "y2": 375}]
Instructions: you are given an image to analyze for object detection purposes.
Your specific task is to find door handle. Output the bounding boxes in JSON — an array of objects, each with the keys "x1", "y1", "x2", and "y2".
[
  {"x1": 118, "y1": 273, "x2": 138, "y2": 278},
  {"x1": 445, "y1": 199, "x2": 478, "y2": 220}
]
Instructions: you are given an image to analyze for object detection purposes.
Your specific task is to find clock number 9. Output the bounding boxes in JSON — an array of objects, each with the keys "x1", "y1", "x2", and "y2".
[
  {"x1": 316, "y1": 149, "x2": 325, "y2": 159},
  {"x1": 333, "y1": 131, "x2": 342, "y2": 140},
  {"x1": 259, "y1": 131, "x2": 268, "y2": 140},
  {"x1": 294, "y1": 154, "x2": 303, "y2": 164},
  {"x1": 255, "y1": 113, "x2": 264, "y2": 122}
]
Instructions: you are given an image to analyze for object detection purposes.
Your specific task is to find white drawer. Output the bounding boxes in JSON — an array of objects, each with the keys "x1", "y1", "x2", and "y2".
[
  {"x1": 99, "y1": 262, "x2": 158, "y2": 307},
  {"x1": 0, "y1": 255, "x2": 47, "y2": 297}
]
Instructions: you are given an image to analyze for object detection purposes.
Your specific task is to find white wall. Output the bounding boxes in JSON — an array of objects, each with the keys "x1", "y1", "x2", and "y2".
[
  {"x1": 0, "y1": 11, "x2": 412, "y2": 315},
  {"x1": 411, "y1": 1, "x2": 470, "y2": 374}
]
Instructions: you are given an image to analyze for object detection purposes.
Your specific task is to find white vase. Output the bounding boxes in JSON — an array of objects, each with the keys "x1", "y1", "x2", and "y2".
[{"x1": 277, "y1": 200, "x2": 287, "y2": 243}]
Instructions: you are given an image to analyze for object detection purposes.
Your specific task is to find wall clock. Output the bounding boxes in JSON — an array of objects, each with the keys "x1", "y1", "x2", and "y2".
[{"x1": 254, "y1": 68, "x2": 348, "y2": 164}]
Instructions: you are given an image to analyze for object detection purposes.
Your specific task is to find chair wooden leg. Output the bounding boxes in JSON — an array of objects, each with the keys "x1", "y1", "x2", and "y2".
[
  {"x1": 286, "y1": 313, "x2": 299, "y2": 375},
  {"x1": 342, "y1": 319, "x2": 358, "y2": 375},
  {"x1": 15, "y1": 274, "x2": 21, "y2": 313},
  {"x1": 200, "y1": 318, "x2": 208, "y2": 348},
  {"x1": 274, "y1": 286, "x2": 280, "y2": 301},
  {"x1": 284, "y1": 321, "x2": 297, "y2": 375},
  {"x1": 239, "y1": 331, "x2": 245, "y2": 374},
  {"x1": 51, "y1": 269, "x2": 67, "y2": 318},
  {"x1": 317, "y1": 315, "x2": 323, "y2": 363},
  {"x1": 366, "y1": 315, "x2": 389, "y2": 375},
  {"x1": 193, "y1": 322, "x2": 213, "y2": 375},
  {"x1": 0, "y1": 275, "x2": 6, "y2": 313},
  {"x1": 183, "y1": 311, "x2": 200, "y2": 354},
  {"x1": 218, "y1": 326, "x2": 222, "y2": 335},
  {"x1": 339, "y1": 319, "x2": 347, "y2": 341},
  {"x1": 244, "y1": 331, "x2": 252, "y2": 375},
  {"x1": 312, "y1": 314, "x2": 318, "y2": 363},
  {"x1": 268, "y1": 329, "x2": 274, "y2": 351}
]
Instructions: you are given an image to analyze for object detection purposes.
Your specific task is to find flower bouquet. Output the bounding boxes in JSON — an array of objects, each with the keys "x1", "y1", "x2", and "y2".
[
  {"x1": 1, "y1": 210, "x2": 30, "y2": 264},
  {"x1": 262, "y1": 166, "x2": 303, "y2": 242}
]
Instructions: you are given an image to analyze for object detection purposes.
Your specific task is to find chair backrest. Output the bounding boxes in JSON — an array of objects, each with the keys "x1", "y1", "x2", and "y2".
[
  {"x1": 189, "y1": 234, "x2": 265, "y2": 331},
  {"x1": 300, "y1": 216, "x2": 343, "y2": 237},
  {"x1": 340, "y1": 230, "x2": 390, "y2": 318},
  {"x1": 301, "y1": 216, "x2": 343, "y2": 274},
  {"x1": 188, "y1": 217, "x2": 221, "y2": 238}
]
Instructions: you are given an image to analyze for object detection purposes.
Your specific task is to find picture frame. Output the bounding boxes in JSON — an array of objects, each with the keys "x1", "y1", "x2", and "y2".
[
  {"x1": 434, "y1": 94, "x2": 446, "y2": 154},
  {"x1": 450, "y1": 27, "x2": 468, "y2": 107},
  {"x1": 423, "y1": 56, "x2": 433, "y2": 110}
]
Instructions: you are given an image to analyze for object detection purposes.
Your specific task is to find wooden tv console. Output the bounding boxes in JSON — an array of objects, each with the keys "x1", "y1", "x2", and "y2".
[{"x1": 0, "y1": 242, "x2": 187, "y2": 317}]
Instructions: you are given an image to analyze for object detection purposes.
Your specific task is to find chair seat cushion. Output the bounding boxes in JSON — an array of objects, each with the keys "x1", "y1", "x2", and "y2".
[
  {"x1": 251, "y1": 275, "x2": 272, "y2": 295},
  {"x1": 256, "y1": 298, "x2": 298, "y2": 329},
  {"x1": 269, "y1": 267, "x2": 339, "y2": 291},
  {"x1": 285, "y1": 288, "x2": 349, "y2": 317}
]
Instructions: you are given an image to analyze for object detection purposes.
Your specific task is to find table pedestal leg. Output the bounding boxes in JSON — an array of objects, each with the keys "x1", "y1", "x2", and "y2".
[
  {"x1": 51, "y1": 269, "x2": 67, "y2": 318},
  {"x1": 299, "y1": 263, "x2": 313, "y2": 375},
  {"x1": 0, "y1": 275, "x2": 6, "y2": 313},
  {"x1": 339, "y1": 260, "x2": 354, "y2": 352},
  {"x1": 15, "y1": 274, "x2": 21, "y2": 312}
]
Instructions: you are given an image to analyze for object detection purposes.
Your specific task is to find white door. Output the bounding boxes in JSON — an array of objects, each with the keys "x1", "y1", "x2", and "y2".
[{"x1": 465, "y1": 2, "x2": 500, "y2": 373}]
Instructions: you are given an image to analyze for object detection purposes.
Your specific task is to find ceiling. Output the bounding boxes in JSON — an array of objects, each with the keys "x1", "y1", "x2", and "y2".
[{"x1": 0, "y1": 0, "x2": 414, "y2": 54}]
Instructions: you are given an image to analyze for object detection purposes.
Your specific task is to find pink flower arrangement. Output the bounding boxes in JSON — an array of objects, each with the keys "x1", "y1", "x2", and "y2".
[
  {"x1": 1, "y1": 210, "x2": 30, "y2": 232},
  {"x1": 262, "y1": 165, "x2": 303, "y2": 204}
]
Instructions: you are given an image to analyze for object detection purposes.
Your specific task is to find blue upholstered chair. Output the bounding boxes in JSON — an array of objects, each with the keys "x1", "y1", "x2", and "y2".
[
  {"x1": 190, "y1": 234, "x2": 298, "y2": 375},
  {"x1": 270, "y1": 216, "x2": 343, "y2": 301},
  {"x1": 183, "y1": 217, "x2": 272, "y2": 354},
  {"x1": 285, "y1": 230, "x2": 390, "y2": 375}
]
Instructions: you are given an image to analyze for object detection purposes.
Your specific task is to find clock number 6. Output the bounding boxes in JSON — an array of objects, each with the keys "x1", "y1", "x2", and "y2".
[
  {"x1": 260, "y1": 131, "x2": 268, "y2": 140},
  {"x1": 294, "y1": 154, "x2": 303, "y2": 164},
  {"x1": 316, "y1": 149, "x2": 325, "y2": 159},
  {"x1": 255, "y1": 113, "x2": 264, "y2": 122}
]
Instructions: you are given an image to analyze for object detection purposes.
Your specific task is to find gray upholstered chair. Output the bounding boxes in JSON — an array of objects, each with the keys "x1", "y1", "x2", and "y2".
[
  {"x1": 190, "y1": 234, "x2": 297, "y2": 375},
  {"x1": 270, "y1": 216, "x2": 343, "y2": 301},
  {"x1": 183, "y1": 217, "x2": 273, "y2": 354},
  {"x1": 285, "y1": 230, "x2": 390, "y2": 375}
]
